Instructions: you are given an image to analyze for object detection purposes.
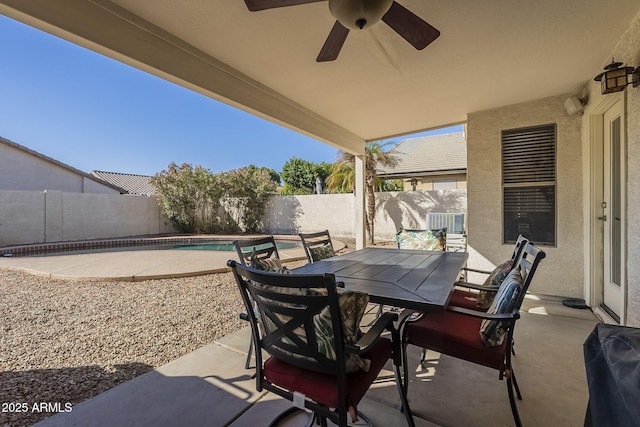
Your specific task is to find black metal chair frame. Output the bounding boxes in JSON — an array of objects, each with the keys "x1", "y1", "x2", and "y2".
[
  {"x1": 298, "y1": 230, "x2": 334, "y2": 264},
  {"x1": 457, "y1": 234, "x2": 529, "y2": 286},
  {"x1": 401, "y1": 241, "x2": 546, "y2": 427},
  {"x1": 233, "y1": 236, "x2": 281, "y2": 369},
  {"x1": 228, "y1": 260, "x2": 415, "y2": 427}
]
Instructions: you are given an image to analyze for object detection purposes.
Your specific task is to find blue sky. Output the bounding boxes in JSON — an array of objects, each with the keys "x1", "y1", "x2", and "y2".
[{"x1": 0, "y1": 14, "x2": 461, "y2": 177}]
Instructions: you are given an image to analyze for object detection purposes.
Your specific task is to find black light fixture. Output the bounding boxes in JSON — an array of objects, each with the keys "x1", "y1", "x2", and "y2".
[
  {"x1": 594, "y1": 59, "x2": 639, "y2": 94},
  {"x1": 409, "y1": 178, "x2": 418, "y2": 191}
]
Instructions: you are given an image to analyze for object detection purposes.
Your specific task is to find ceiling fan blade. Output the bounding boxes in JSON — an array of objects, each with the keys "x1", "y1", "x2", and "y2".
[
  {"x1": 382, "y1": 1, "x2": 440, "y2": 50},
  {"x1": 316, "y1": 21, "x2": 349, "y2": 62},
  {"x1": 244, "y1": 0, "x2": 324, "y2": 12}
]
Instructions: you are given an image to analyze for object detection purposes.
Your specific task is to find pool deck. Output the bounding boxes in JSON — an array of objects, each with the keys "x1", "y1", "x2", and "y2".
[{"x1": 0, "y1": 235, "x2": 339, "y2": 281}]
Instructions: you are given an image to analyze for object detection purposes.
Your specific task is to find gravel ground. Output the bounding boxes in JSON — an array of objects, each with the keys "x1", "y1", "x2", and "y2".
[{"x1": 0, "y1": 267, "x2": 271, "y2": 427}]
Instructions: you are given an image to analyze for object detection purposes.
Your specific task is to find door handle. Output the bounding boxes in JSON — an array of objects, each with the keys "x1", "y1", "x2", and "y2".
[{"x1": 598, "y1": 215, "x2": 607, "y2": 221}]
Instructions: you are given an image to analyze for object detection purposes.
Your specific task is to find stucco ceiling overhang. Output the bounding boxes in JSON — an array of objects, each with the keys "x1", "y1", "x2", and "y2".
[{"x1": 1, "y1": 0, "x2": 639, "y2": 155}]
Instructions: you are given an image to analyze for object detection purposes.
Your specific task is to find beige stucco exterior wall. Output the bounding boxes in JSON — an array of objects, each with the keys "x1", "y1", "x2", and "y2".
[
  {"x1": 0, "y1": 142, "x2": 118, "y2": 194},
  {"x1": 0, "y1": 190, "x2": 174, "y2": 246},
  {"x1": 406, "y1": 173, "x2": 467, "y2": 191},
  {"x1": 581, "y1": 10, "x2": 640, "y2": 326},
  {"x1": 467, "y1": 94, "x2": 583, "y2": 298}
]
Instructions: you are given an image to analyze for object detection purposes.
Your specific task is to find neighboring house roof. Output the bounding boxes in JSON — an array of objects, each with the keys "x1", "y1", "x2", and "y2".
[
  {"x1": 0, "y1": 136, "x2": 124, "y2": 193},
  {"x1": 377, "y1": 132, "x2": 467, "y2": 178},
  {"x1": 90, "y1": 170, "x2": 156, "y2": 195}
]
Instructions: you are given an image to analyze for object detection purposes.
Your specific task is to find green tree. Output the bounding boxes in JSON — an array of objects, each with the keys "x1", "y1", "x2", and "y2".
[
  {"x1": 326, "y1": 142, "x2": 399, "y2": 244},
  {"x1": 152, "y1": 162, "x2": 276, "y2": 234},
  {"x1": 221, "y1": 166, "x2": 278, "y2": 233},
  {"x1": 281, "y1": 157, "x2": 331, "y2": 195},
  {"x1": 254, "y1": 166, "x2": 281, "y2": 186},
  {"x1": 151, "y1": 162, "x2": 221, "y2": 233}
]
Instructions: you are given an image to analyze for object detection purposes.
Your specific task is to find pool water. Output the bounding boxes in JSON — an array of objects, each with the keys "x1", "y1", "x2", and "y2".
[{"x1": 173, "y1": 242, "x2": 299, "y2": 251}]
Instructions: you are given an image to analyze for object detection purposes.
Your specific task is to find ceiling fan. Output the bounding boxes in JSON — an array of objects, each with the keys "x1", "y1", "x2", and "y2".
[{"x1": 244, "y1": 0, "x2": 440, "y2": 62}]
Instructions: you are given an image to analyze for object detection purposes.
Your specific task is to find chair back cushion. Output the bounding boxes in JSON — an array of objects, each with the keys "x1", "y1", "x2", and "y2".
[
  {"x1": 250, "y1": 249, "x2": 287, "y2": 273},
  {"x1": 313, "y1": 290, "x2": 369, "y2": 372},
  {"x1": 396, "y1": 228, "x2": 446, "y2": 250},
  {"x1": 476, "y1": 259, "x2": 514, "y2": 309},
  {"x1": 260, "y1": 289, "x2": 369, "y2": 373},
  {"x1": 479, "y1": 267, "x2": 523, "y2": 347},
  {"x1": 309, "y1": 243, "x2": 336, "y2": 262}
]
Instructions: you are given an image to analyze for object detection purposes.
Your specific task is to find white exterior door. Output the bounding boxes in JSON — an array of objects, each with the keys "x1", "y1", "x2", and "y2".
[{"x1": 602, "y1": 99, "x2": 624, "y2": 321}]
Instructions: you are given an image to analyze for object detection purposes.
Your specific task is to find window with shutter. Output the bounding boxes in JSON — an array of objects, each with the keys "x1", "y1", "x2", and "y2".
[{"x1": 502, "y1": 124, "x2": 556, "y2": 245}]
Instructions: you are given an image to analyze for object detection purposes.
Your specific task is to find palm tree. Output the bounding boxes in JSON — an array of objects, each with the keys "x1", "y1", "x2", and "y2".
[{"x1": 327, "y1": 141, "x2": 399, "y2": 244}]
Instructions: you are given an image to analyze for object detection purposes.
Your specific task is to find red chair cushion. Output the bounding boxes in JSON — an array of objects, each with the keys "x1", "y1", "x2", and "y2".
[
  {"x1": 449, "y1": 289, "x2": 483, "y2": 310},
  {"x1": 263, "y1": 336, "x2": 392, "y2": 409},
  {"x1": 405, "y1": 310, "x2": 507, "y2": 370}
]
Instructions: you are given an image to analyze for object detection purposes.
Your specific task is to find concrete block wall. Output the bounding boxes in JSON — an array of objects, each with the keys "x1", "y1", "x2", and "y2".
[
  {"x1": 263, "y1": 190, "x2": 467, "y2": 241},
  {"x1": 0, "y1": 190, "x2": 174, "y2": 246}
]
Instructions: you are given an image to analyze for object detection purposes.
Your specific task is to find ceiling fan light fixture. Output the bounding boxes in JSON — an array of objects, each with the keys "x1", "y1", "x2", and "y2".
[{"x1": 329, "y1": 0, "x2": 393, "y2": 30}]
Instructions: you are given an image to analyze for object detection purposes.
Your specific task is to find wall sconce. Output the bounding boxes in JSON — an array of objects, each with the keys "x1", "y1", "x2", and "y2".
[
  {"x1": 594, "y1": 59, "x2": 639, "y2": 94},
  {"x1": 409, "y1": 178, "x2": 418, "y2": 191}
]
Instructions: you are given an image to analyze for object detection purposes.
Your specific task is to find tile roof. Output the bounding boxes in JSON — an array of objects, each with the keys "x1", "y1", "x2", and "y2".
[
  {"x1": 377, "y1": 132, "x2": 467, "y2": 178},
  {"x1": 90, "y1": 171, "x2": 156, "y2": 195}
]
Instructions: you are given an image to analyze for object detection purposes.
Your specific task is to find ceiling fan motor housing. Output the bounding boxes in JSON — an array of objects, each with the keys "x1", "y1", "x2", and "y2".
[{"x1": 329, "y1": 0, "x2": 393, "y2": 30}]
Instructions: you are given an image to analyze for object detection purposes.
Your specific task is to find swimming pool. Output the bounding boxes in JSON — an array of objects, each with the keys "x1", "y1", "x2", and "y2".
[{"x1": 0, "y1": 237, "x2": 301, "y2": 257}]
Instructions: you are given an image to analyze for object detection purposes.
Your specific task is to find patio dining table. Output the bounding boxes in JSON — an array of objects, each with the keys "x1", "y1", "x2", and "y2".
[{"x1": 293, "y1": 247, "x2": 467, "y2": 312}]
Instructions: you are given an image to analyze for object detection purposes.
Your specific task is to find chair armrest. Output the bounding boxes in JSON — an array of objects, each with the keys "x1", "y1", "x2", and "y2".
[
  {"x1": 462, "y1": 267, "x2": 493, "y2": 274},
  {"x1": 348, "y1": 312, "x2": 398, "y2": 354},
  {"x1": 447, "y1": 305, "x2": 521, "y2": 321},
  {"x1": 455, "y1": 281, "x2": 500, "y2": 293}
]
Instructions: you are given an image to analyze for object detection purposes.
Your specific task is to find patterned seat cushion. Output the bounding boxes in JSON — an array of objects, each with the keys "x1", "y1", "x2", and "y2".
[
  {"x1": 476, "y1": 259, "x2": 514, "y2": 309},
  {"x1": 249, "y1": 249, "x2": 287, "y2": 273},
  {"x1": 479, "y1": 268, "x2": 523, "y2": 347},
  {"x1": 396, "y1": 228, "x2": 447, "y2": 251},
  {"x1": 309, "y1": 243, "x2": 335, "y2": 262}
]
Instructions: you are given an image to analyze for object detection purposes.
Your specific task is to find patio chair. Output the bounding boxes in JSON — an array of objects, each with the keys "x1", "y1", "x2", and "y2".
[
  {"x1": 450, "y1": 234, "x2": 529, "y2": 311},
  {"x1": 298, "y1": 229, "x2": 335, "y2": 264},
  {"x1": 401, "y1": 241, "x2": 546, "y2": 427},
  {"x1": 233, "y1": 236, "x2": 282, "y2": 369},
  {"x1": 233, "y1": 236, "x2": 281, "y2": 268},
  {"x1": 228, "y1": 260, "x2": 415, "y2": 427}
]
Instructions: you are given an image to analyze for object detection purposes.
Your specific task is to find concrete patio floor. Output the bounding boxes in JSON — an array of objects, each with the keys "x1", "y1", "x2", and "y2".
[{"x1": 33, "y1": 295, "x2": 599, "y2": 427}]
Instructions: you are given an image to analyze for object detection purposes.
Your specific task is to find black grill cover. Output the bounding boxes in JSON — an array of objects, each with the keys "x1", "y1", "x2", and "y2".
[{"x1": 583, "y1": 323, "x2": 640, "y2": 427}]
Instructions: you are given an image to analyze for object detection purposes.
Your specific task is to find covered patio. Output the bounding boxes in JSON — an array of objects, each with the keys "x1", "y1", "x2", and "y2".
[
  {"x1": 34, "y1": 295, "x2": 598, "y2": 427},
  {"x1": 1, "y1": 0, "x2": 638, "y2": 324},
  {"x1": 1, "y1": 1, "x2": 640, "y2": 425}
]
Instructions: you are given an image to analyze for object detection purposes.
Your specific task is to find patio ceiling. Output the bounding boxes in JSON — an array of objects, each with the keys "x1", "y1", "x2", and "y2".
[{"x1": 1, "y1": 0, "x2": 639, "y2": 155}]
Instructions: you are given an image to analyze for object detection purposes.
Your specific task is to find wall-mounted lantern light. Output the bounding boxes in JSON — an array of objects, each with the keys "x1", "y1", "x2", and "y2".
[{"x1": 594, "y1": 59, "x2": 639, "y2": 94}]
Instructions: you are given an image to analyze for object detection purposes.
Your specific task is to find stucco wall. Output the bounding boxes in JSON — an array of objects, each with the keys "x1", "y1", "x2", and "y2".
[
  {"x1": 264, "y1": 190, "x2": 467, "y2": 241},
  {"x1": 582, "y1": 10, "x2": 640, "y2": 326},
  {"x1": 0, "y1": 142, "x2": 118, "y2": 194},
  {"x1": 409, "y1": 173, "x2": 467, "y2": 191},
  {"x1": 467, "y1": 94, "x2": 584, "y2": 298},
  {"x1": 0, "y1": 190, "x2": 174, "y2": 246},
  {"x1": 624, "y1": 15, "x2": 640, "y2": 327}
]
